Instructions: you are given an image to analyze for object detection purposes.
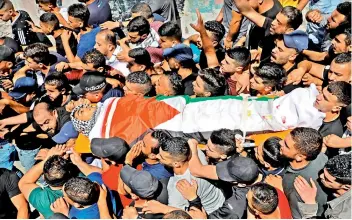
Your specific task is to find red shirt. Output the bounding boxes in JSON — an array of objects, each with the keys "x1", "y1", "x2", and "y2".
[{"x1": 277, "y1": 188, "x2": 293, "y2": 219}]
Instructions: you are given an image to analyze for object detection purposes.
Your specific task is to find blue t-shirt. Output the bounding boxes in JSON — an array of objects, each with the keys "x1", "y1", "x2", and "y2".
[
  {"x1": 77, "y1": 27, "x2": 101, "y2": 59},
  {"x1": 68, "y1": 172, "x2": 117, "y2": 219},
  {"x1": 101, "y1": 88, "x2": 124, "y2": 103},
  {"x1": 87, "y1": 0, "x2": 112, "y2": 26},
  {"x1": 142, "y1": 162, "x2": 173, "y2": 180}
]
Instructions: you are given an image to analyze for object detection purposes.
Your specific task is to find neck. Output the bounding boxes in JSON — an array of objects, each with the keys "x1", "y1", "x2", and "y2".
[
  {"x1": 52, "y1": 7, "x2": 60, "y2": 12},
  {"x1": 85, "y1": 0, "x2": 95, "y2": 5},
  {"x1": 324, "y1": 111, "x2": 340, "y2": 122},
  {"x1": 106, "y1": 47, "x2": 116, "y2": 59},
  {"x1": 267, "y1": 166, "x2": 278, "y2": 171},
  {"x1": 11, "y1": 11, "x2": 19, "y2": 22},
  {"x1": 173, "y1": 162, "x2": 189, "y2": 175},
  {"x1": 283, "y1": 61, "x2": 295, "y2": 73},
  {"x1": 178, "y1": 68, "x2": 192, "y2": 80},
  {"x1": 289, "y1": 159, "x2": 310, "y2": 170},
  {"x1": 53, "y1": 28, "x2": 63, "y2": 38},
  {"x1": 258, "y1": 0, "x2": 274, "y2": 14},
  {"x1": 147, "y1": 17, "x2": 154, "y2": 24},
  {"x1": 41, "y1": 66, "x2": 50, "y2": 75},
  {"x1": 61, "y1": 94, "x2": 69, "y2": 106},
  {"x1": 335, "y1": 188, "x2": 349, "y2": 197},
  {"x1": 260, "y1": 208, "x2": 281, "y2": 219},
  {"x1": 145, "y1": 158, "x2": 159, "y2": 165},
  {"x1": 80, "y1": 26, "x2": 92, "y2": 35},
  {"x1": 49, "y1": 186, "x2": 62, "y2": 191}
]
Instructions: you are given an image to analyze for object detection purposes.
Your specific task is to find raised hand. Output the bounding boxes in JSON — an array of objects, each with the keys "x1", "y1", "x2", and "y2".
[{"x1": 190, "y1": 9, "x2": 206, "y2": 33}]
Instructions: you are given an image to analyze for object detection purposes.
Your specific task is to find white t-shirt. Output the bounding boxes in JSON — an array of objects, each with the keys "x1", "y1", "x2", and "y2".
[{"x1": 106, "y1": 47, "x2": 130, "y2": 77}]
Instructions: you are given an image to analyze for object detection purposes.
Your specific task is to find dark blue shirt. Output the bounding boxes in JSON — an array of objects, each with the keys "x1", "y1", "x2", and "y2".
[
  {"x1": 101, "y1": 88, "x2": 124, "y2": 103},
  {"x1": 77, "y1": 27, "x2": 101, "y2": 59},
  {"x1": 142, "y1": 162, "x2": 173, "y2": 180},
  {"x1": 87, "y1": 0, "x2": 112, "y2": 26}
]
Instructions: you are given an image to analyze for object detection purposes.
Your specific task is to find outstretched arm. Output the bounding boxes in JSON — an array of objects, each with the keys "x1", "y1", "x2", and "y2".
[{"x1": 233, "y1": 0, "x2": 266, "y2": 28}]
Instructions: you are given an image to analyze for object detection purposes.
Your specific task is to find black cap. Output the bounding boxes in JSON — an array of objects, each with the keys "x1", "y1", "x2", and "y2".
[
  {"x1": 120, "y1": 165, "x2": 160, "y2": 199},
  {"x1": 0, "y1": 45, "x2": 15, "y2": 63},
  {"x1": 216, "y1": 156, "x2": 259, "y2": 184},
  {"x1": 72, "y1": 71, "x2": 107, "y2": 95},
  {"x1": 90, "y1": 137, "x2": 129, "y2": 162}
]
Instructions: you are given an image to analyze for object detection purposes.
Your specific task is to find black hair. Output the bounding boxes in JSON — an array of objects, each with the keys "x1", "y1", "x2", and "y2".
[
  {"x1": 82, "y1": 49, "x2": 106, "y2": 69},
  {"x1": 163, "y1": 71, "x2": 184, "y2": 95},
  {"x1": 64, "y1": 177, "x2": 100, "y2": 206},
  {"x1": 160, "y1": 137, "x2": 190, "y2": 162},
  {"x1": 256, "y1": 63, "x2": 285, "y2": 91},
  {"x1": 327, "y1": 81, "x2": 351, "y2": 106},
  {"x1": 127, "y1": 16, "x2": 150, "y2": 36},
  {"x1": 262, "y1": 137, "x2": 283, "y2": 168},
  {"x1": 250, "y1": 183, "x2": 278, "y2": 214},
  {"x1": 24, "y1": 43, "x2": 50, "y2": 65},
  {"x1": 158, "y1": 22, "x2": 182, "y2": 41},
  {"x1": 44, "y1": 71, "x2": 70, "y2": 92},
  {"x1": 227, "y1": 47, "x2": 251, "y2": 67},
  {"x1": 210, "y1": 129, "x2": 237, "y2": 156},
  {"x1": 39, "y1": 13, "x2": 60, "y2": 31},
  {"x1": 205, "y1": 20, "x2": 226, "y2": 42},
  {"x1": 163, "y1": 210, "x2": 192, "y2": 219},
  {"x1": 150, "y1": 130, "x2": 172, "y2": 154},
  {"x1": 128, "y1": 48, "x2": 152, "y2": 68},
  {"x1": 0, "y1": 0, "x2": 13, "y2": 10},
  {"x1": 336, "y1": 1, "x2": 351, "y2": 27},
  {"x1": 126, "y1": 71, "x2": 152, "y2": 94},
  {"x1": 198, "y1": 68, "x2": 226, "y2": 96},
  {"x1": 280, "y1": 6, "x2": 303, "y2": 30},
  {"x1": 43, "y1": 155, "x2": 71, "y2": 187},
  {"x1": 334, "y1": 52, "x2": 351, "y2": 64},
  {"x1": 325, "y1": 154, "x2": 351, "y2": 185},
  {"x1": 38, "y1": 0, "x2": 57, "y2": 6},
  {"x1": 290, "y1": 127, "x2": 322, "y2": 161},
  {"x1": 68, "y1": 3, "x2": 90, "y2": 27},
  {"x1": 99, "y1": 29, "x2": 116, "y2": 46},
  {"x1": 131, "y1": 3, "x2": 153, "y2": 19}
]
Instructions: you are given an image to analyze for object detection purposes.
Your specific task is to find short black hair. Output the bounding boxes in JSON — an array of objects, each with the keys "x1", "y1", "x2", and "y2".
[
  {"x1": 38, "y1": 0, "x2": 57, "y2": 6},
  {"x1": 163, "y1": 71, "x2": 184, "y2": 95},
  {"x1": 256, "y1": 63, "x2": 285, "y2": 91},
  {"x1": 64, "y1": 177, "x2": 100, "y2": 206},
  {"x1": 327, "y1": 81, "x2": 351, "y2": 106},
  {"x1": 210, "y1": 129, "x2": 237, "y2": 156},
  {"x1": 262, "y1": 137, "x2": 283, "y2": 168},
  {"x1": 227, "y1": 47, "x2": 251, "y2": 67},
  {"x1": 205, "y1": 20, "x2": 225, "y2": 42},
  {"x1": 334, "y1": 52, "x2": 351, "y2": 64},
  {"x1": 163, "y1": 210, "x2": 192, "y2": 219},
  {"x1": 127, "y1": 16, "x2": 150, "y2": 36},
  {"x1": 290, "y1": 127, "x2": 322, "y2": 161},
  {"x1": 82, "y1": 49, "x2": 106, "y2": 69},
  {"x1": 325, "y1": 154, "x2": 351, "y2": 185},
  {"x1": 44, "y1": 71, "x2": 70, "y2": 92},
  {"x1": 40, "y1": 13, "x2": 60, "y2": 31},
  {"x1": 331, "y1": 27, "x2": 351, "y2": 46},
  {"x1": 281, "y1": 6, "x2": 303, "y2": 30},
  {"x1": 336, "y1": 1, "x2": 351, "y2": 27},
  {"x1": 250, "y1": 183, "x2": 278, "y2": 214},
  {"x1": 24, "y1": 43, "x2": 50, "y2": 65},
  {"x1": 150, "y1": 130, "x2": 172, "y2": 154},
  {"x1": 68, "y1": 3, "x2": 90, "y2": 27},
  {"x1": 43, "y1": 156, "x2": 71, "y2": 187},
  {"x1": 158, "y1": 22, "x2": 182, "y2": 41},
  {"x1": 128, "y1": 48, "x2": 152, "y2": 68},
  {"x1": 126, "y1": 71, "x2": 152, "y2": 94},
  {"x1": 131, "y1": 3, "x2": 153, "y2": 19},
  {"x1": 160, "y1": 137, "x2": 190, "y2": 162},
  {"x1": 0, "y1": 0, "x2": 13, "y2": 10},
  {"x1": 198, "y1": 68, "x2": 226, "y2": 96}
]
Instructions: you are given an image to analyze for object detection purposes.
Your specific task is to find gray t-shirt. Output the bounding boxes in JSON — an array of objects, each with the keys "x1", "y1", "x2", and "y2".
[
  {"x1": 144, "y1": 0, "x2": 180, "y2": 23},
  {"x1": 283, "y1": 153, "x2": 329, "y2": 219},
  {"x1": 167, "y1": 168, "x2": 225, "y2": 214},
  {"x1": 222, "y1": 0, "x2": 250, "y2": 44}
]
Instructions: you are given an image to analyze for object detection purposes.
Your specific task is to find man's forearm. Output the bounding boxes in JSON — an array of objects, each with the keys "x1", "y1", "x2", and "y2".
[
  {"x1": 8, "y1": 100, "x2": 30, "y2": 114},
  {"x1": 62, "y1": 41, "x2": 77, "y2": 63},
  {"x1": 225, "y1": 12, "x2": 242, "y2": 42},
  {"x1": 200, "y1": 29, "x2": 219, "y2": 68},
  {"x1": 19, "y1": 160, "x2": 45, "y2": 187},
  {"x1": 296, "y1": 0, "x2": 309, "y2": 11},
  {"x1": 98, "y1": 200, "x2": 113, "y2": 219},
  {"x1": 1, "y1": 113, "x2": 28, "y2": 126},
  {"x1": 216, "y1": 7, "x2": 224, "y2": 23},
  {"x1": 303, "y1": 50, "x2": 328, "y2": 62},
  {"x1": 76, "y1": 160, "x2": 102, "y2": 176}
]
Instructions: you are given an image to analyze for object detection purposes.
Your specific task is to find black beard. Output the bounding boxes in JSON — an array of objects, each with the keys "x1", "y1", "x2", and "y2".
[{"x1": 49, "y1": 94, "x2": 64, "y2": 108}]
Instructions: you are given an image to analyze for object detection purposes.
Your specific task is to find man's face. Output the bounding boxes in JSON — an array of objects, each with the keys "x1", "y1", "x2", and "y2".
[
  {"x1": 141, "y1": 133, "x2": 159, "y2": 156},
  {"x1": 84, "y1": 88, "x2": 105, "y2": 103},
  {"x1": 314, "y1": 87, "x2": 340, "y2": 113},
  {"x1": 156, "y1": 148, "x2": 174, "y2": 168},
  {"x1": 123, "y1": 82, "x2": 144, "y2": 96},
  {"x1": 327, "y1": 10, "x2": 346, "y2": 30},
  {"x1": 328, "y1": 60, "x2": 352, "y2": 83},
  {"x1": 127, "y1": 61, "x2": 144, "y2": 73},
  {"x1": 271, "y1": 39, "x2": 297, "y2": 65},
  {"x1": 128, "y1": 32, "x2": 142, "y2": 44},
  {"x1": 220, "y1": 54, "x2": 237, "y2": 75},
  {"x1": 159, "y1": 36, "x2": 175, "y2": 49},
  {"x1": 167, "y1": 57, "x2": 179, "y2": 71},
  {"x1": 34, "y1": 110, "x2": 57, "y2": 136},
  {"x1": 94, "y1": 33, "x2": 109, "y2": 56},
  {"x1": 0, "y1": 8, "x2": 13, "y2": 22},
  {"x1": 320, "y1": 168, "x2": 345, "y2": 190},
  {"x1": 254, "y1": 143, "x2": 266, "y2": 168},
  {"x1": 25, "y1": 57, "x2": 41, "y2": 70},
  {"x1": 192, "y1": 76, "x2": 208, "y2": 97},
  {"x1": 45, "y1": 84, "x2": 62, "y2": 102},
  {"x1": 279, "y1": 134, "x2": 299, "y2": 160},
  {"x1": 270, "y1": 12, "x2": 290, "y2": 35},
  {"x1": 205, "y1": 139, "x2": 224, "y2": 160},
  {"x1": 250, "y1": 74, "x2": 267, "y2": 94},
  {"x1": 155, "y1": 74, "x2": 172, "y2": 96},
  {"x1": 331, "y1": 34, "x2": 350, "y2": 54},
  {"x1": 40, "y1": 21, "x2": 55, "y2": 35},
  {"x1": 68, "y1": 16, "x2": 82, "y2": 29},
  {"x1": 74, "y1": 105, "x2": 97, "y2": 121},
  {"x1": 38, "y1": 2, "x2": 52, "y2": 12}
]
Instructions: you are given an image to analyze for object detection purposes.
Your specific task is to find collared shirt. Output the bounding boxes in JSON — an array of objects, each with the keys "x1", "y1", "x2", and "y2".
[{"x1": 128, "y1": 29, "x2": 160, "y2": 50}]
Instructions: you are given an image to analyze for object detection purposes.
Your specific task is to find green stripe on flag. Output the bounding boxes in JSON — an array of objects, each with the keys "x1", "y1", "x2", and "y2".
[{"x1": 156, "y1": 95, "x2": 277, "y2": 103}]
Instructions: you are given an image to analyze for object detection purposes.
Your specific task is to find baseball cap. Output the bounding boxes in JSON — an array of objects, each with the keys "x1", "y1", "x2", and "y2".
[
  {"x1": 90, "y1": 137, "x2": 129, "y2": 162},
  {"x1": 72, "y1": 71, "x2": 107, "y2": 96},
  {"x1": 216, "y1": 156, "x2": 259, "y2": 183},
  {"x1": 52, "y1": 121, "x2": 79, "y2": 144},
  {"x1": 9, "y1": 77, "x2": 37, "y2": 100},
  {"x1": 283, "y1": 30, "x2": 308, "y2": 52},
  {"x1": 0, "y1": 45, "x2": 15, "y2": 63},
  {"x1": 163, "y1": 43, "x2": 193, "y2": 62},
  {"x1": 120, "y1": 165, "x2": 160, "y2": 199}
]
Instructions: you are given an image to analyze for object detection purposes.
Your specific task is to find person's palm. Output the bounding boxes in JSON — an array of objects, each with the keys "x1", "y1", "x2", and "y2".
[
  {"x1": 190, "y1": 9, "x2": 205, "y2": 33},
  {"x1": 294, "y1": 176, "x2": 317, "y2": 204}
]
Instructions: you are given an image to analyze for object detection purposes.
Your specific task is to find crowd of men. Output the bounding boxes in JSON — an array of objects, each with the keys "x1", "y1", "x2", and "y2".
[{"x1": 0, "y1": 0, "x2": 350, "y2": 218}]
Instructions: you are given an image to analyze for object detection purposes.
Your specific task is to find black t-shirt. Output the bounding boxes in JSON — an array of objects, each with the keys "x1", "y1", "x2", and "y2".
[
  {"x1": 0, "y1": 169, "x2": 21, "y2": 219},
  {"x1": 55, "y1": 32, "x2": 78, "y2": 57},
  {"x1": 259, "y1": 18, "x2": 277, "y2": 62},
  {"x1": 199, "y1": 46, "x2": 226, "y2": 69},
  {"x1": 283, "y1": 62, "x2": 304, "y2": 94},
  {"x1": 183, "y1": 71, "x2": 198, "y2": 96},
  {"x1": 319, "y1": 117, "x2": 344, "y2": 158},
  {"x1": 248, "y1": 0, "x2": 282, "y2": 51}
]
